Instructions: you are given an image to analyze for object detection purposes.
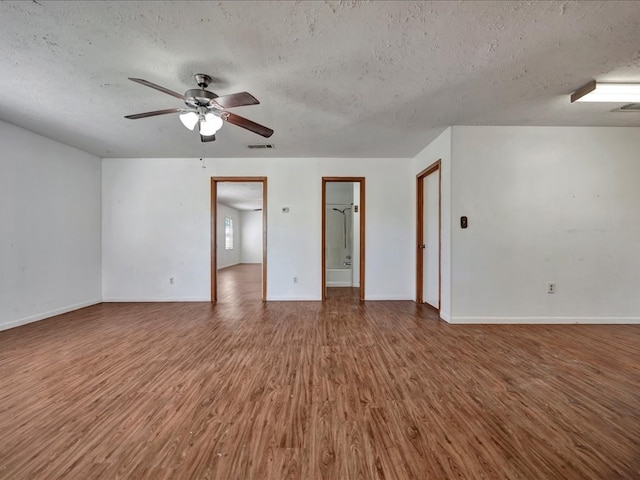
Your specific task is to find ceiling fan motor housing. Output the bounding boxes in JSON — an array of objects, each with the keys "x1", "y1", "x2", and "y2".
[
  {"x1": 185, "y1": 88, "x2": 218, "y2": 108},
  {"x1": 185, "y1": 74, "x2": 220, "y2": 108}
]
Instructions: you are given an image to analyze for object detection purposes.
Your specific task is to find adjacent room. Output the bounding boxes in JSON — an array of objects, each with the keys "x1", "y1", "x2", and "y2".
[
  {"x1": 1, "y1": 1, "x2": 639, "y2": 479},
  {"x1": 214, "y1": 180, "x2": 266, "y2": 303}
]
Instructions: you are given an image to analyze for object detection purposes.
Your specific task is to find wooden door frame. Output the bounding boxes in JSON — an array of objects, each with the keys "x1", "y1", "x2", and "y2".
[
  {"x1": 416, "y1": 161, "x2": 441, "y2": 308},
  {"x1": 322, "y1": 177, "x2": 365, "y2": 301},
  {"x1": 211, "y1": 177, "x2": 267, "y2": 303}
]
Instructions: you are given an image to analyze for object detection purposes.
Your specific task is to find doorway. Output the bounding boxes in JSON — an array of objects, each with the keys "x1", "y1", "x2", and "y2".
[
  {"x1": 322, "y1": 177, "x2": 365, "y2": 301},
  {"x1": 416, "y1": 161, "x2": 441, "y2": 309},
  {"x1": 211, "y1": 177, "x2": 267, "y2": 303}
]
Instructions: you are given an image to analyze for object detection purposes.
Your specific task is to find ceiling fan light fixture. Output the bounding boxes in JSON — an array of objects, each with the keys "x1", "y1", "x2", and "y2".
[
  {"x1": 571, "y1": 81, "x2": 640, "y2": 103},
  {"x1": 179, "y1": 111, "x2": 199, "y2": 130},
  {"x1": 199, "y1": 113, "x2": 223, "y2": 136}
]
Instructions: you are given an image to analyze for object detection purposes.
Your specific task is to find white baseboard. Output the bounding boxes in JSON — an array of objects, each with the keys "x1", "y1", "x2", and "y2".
[
  {"x1": 102, "y1": 297, "x2": 210, "y2": 302},
  {"x1": 450, "y1": 316, "x2": 640, "y2": 325},
  {"x1": 0, "y1": 299, "x2": 102, "y2": 332}
]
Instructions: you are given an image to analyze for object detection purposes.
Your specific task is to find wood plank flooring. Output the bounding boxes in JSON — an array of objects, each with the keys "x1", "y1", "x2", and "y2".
[
  {"x1": 217, "y1": 264, "x2": 262, "y2": 303},
  {"x1": 1, "y1": 270, "x2": 639, "y2": 478}
]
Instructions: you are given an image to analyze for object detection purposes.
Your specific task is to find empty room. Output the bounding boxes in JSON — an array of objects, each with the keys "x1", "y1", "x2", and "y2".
[{"x1": 1, "y1": 1, "x2": 639, "y2": 479}]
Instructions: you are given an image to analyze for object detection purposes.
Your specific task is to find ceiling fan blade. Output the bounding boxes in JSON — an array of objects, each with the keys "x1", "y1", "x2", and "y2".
[
  {"x1": 128, "y1": 78, "x2": 186, "y2": 100},
  {"x1": 212, "y1": 92, "x2": 259, "y2": 109},
  {"x1": 124, "y1": 108, "x2": 183, "y2": 119},
  {"x1": 201, "y1": 134, "x2": 216, "y2": 143},
  {"x1": 223, "y1": 112, "x2": 274, "y2": 138}
]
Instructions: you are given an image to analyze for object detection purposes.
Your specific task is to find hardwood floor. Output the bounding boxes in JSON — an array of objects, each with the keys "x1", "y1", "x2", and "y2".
[
  {"x1": 0, "y1": 293, "x2": 639, "y2": 478},
  {"x1": 325, "y1": 286, "x2": 360, "y2": 302},
  {"x1": 217, "y1": 264, "x2": 262, "y2": 303}
]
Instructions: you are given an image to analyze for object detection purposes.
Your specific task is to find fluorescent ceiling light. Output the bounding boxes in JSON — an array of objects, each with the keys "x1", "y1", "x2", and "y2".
[
  {"x1": 571, "y1": 81, "x2": 640, "y2": 103},
  {"x1": 199, "y1": 113, "x2": 223, "y2": 136},
  {"x1": 179, "y1": 111, "x2": 199, "y2": 130}
]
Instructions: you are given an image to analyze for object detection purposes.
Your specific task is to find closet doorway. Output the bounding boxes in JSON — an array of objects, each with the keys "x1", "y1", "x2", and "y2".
[{"x1": 416, "y1": 161, "x2": 441, "y2": 309}]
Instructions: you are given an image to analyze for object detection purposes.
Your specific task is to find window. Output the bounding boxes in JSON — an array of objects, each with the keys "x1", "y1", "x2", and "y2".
[{"x1": 224, "y1": 216, "x2": 233, "y2": 250}]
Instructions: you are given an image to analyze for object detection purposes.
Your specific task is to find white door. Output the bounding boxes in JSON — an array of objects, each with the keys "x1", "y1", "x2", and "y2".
[{"x1": 422, "y1": 171, "x2": 439, "y2": 308}]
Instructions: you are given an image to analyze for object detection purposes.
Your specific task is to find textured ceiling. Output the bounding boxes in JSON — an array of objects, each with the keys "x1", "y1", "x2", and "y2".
[
  {"x1": 217, "y1": 182, "x2": 263, "y2": 211},
  {"x1": 0, "y1": 1, "x2": 639, "y2": 158}
]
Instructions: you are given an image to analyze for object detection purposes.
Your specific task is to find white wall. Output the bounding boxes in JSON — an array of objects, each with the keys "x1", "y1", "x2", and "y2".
[
  {"x1": 450, "y1": 126, "x2": 640, "y2": 323},
  {"x1": 217, "y1": 203, "x2": 241, "y2": 269},
  {"x1": 102, "y1": 157, "x2": 413, "y2": 301},
  {"x1": 102, "y1": 159, "x2": 208, "y2": 301},
  {"x1": 413, "y1": 128, "x2": 452, "y2": 321},
  {"x1": 325, "y1": 182, "x2": 354, "y2": 205},
  {"x1": 5, "y1": 119, "x2": 634, "y2": 328},
  {"x1": 240, "y1": 210, "x2": 262, "y2": 263},
  {"x1": 0, "y1": 120, "x2": 102, "y2": 331}
]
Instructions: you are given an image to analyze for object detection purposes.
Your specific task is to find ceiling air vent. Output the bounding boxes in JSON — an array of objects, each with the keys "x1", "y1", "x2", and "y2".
[
  {"x1": 612, "y1": 103, "x2": 640, "y2": 112},
  {"x1": 247, "y1": 144, "x2": 274, "y2": 149}
]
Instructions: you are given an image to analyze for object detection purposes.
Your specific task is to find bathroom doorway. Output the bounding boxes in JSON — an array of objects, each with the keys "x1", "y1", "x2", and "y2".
[{"x1": 322, "y1": 177, "x2": 365, "y2": 301}]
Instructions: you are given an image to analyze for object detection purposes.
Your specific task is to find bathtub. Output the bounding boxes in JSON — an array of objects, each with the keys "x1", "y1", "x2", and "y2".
[{"x1": 326, "y1": 268, "x2": 352, "y2": 287}]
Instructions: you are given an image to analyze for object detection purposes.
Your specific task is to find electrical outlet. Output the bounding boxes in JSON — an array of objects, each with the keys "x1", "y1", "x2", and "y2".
[
  {"x1": 169, "y1": 277, "x2": 175, "y2": 285},
  {"x1": 548, "y1": 283, "x2": 555, "y2": 294},
  {"x1": 293, "y1": 276, "x2": 298, "y2": 284}
]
